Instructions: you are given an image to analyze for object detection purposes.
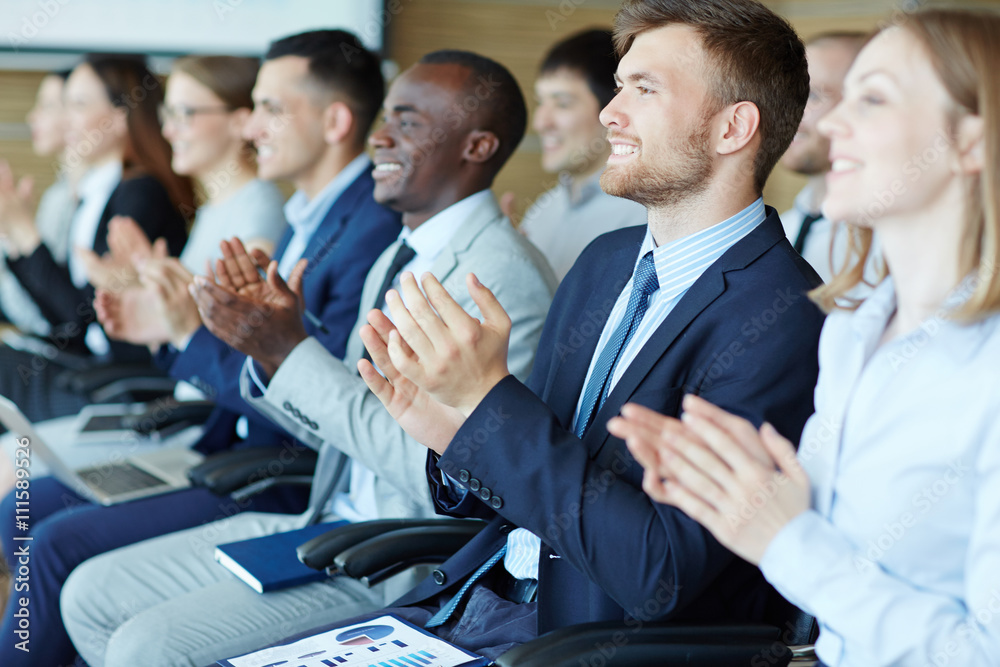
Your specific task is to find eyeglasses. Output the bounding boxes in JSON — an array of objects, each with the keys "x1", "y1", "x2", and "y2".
[{"x1": 157, "y1": 104, "x2": 233, "y2": 127}]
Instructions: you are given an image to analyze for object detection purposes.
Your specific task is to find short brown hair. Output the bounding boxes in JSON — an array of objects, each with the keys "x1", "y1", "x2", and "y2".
[
  {"x1": 613, "y1": 0, "x2": 809, "y2": 193},
  {"x1": 171, "y1": 56, "x2": 259, "y2": 111}
]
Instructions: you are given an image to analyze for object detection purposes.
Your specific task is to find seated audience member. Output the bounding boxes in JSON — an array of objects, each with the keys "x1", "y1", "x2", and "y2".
[
  {"x1": 778, "y1": 31, "x2": 866, "y2": 282},
  {"x1": 213, "y1": 0, "x2": 826, "y2": 661},
  {"x1": 617, "y1": 9, "x2": 1000, "y2": 667},
  {"x1": 517, "y1": 28, "x2": 646, "y2": 279},
  {"x1": 81, "y1": 54, "x2": 288, "y2": 300},
  {"x1": 0, "y1": 70, "x2": 81, "y2": 336},
  {"x1": 61, "y1": 51, "x2": 556, "y2": 667},
  {"x1": 0, "y1": 31, "x2": 401, "y2": 667},
  {"x1": 0, "y1": 55, "x2": 192, "y2": 423}
]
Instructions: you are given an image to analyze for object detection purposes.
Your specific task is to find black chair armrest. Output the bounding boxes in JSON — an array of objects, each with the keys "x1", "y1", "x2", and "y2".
[
  {"x1": 333, "y1": 522, "x2": 487, "y2": 585},
  {"x1": 296, "y1": 518, "x2": 486, "y2": 575},
  {"x1": 187, "y1": 446, "x2": 319, "y2": 496},
  {"x1": 119, "y1": 399, "x2": 216, "y2": 435},
  {"x1": 496, "y1": 621, "x2": 791, "y2": 667},
  {"x1": 55, "y1": 362, "x2": 172, "y2": 396}
]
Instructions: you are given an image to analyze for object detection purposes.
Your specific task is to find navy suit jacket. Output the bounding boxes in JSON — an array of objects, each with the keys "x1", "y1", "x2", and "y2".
[
  {"x1": 396, "y1": 209, "x2": 825, "y2": 636},
  {"x1": 162, "y1": 167, "x2": 401, "y2": 451}
]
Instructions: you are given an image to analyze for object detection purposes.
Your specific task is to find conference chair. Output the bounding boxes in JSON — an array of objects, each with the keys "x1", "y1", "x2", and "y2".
[{"x1": 296, "y1": 519, "x2": 819, "y2": 667}]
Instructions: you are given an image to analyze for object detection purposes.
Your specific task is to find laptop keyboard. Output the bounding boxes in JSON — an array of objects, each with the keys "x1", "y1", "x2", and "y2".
[{"x1": 76, "y1": 462, "x2": 168, "y2": 496}]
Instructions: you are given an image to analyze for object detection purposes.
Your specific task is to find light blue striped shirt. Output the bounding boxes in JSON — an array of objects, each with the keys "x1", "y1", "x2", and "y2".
[{"x1": 503, "y1": 198, "x2": 767, "y2": 581}]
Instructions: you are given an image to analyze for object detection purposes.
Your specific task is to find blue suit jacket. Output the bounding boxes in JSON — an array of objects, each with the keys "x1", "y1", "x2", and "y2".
[
  {"x1": 397, "y1": 209, "x2": 825, "y2": 636},
  {"x1": 162, "y1": 167, "x2": 402, "y2": 451}
]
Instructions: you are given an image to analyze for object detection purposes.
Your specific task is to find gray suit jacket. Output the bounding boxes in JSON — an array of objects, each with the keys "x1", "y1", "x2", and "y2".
[{"x1": 241, "y1": 193, "x2": 558, "y2": 523}]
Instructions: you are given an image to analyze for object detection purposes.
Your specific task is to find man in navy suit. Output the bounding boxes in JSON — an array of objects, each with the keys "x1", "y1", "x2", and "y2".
[
  {"x1": 230, "y1": 0, "x2": 826, "y2": 661},
  {"x1": 0, "y1": 30, "x2": 400, "y2": 667}
]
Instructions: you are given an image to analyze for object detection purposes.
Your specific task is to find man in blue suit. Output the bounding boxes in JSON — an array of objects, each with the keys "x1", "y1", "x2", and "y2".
[
  {"x1": 229, "y1": 0, "x2": 826, "y2": 661},
  {"x1": 0, "y1": 30, "x2": 400, "y2": 667}
]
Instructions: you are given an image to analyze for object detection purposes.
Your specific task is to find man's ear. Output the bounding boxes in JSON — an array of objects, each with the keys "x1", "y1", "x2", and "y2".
[
  {"x1": 716, "y1": 101, "x2": 761, "y2": 156},
  {"x1": 955, "y1": 114, "x2": 984, "y2": 175},
  {"x1": 322, "y1": 101, "x2": 356, "y2": 146},
  {"x1": 462, "y1": 130, "x2": 501, "y2": 164}
]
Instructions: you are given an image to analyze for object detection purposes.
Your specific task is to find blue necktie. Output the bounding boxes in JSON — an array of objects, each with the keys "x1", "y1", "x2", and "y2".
[
  {"x1": 425, "y1": 544, "x2": 508, "y2": 628},
  {"x1": 575, "y1": 252, "x2": 659, "y2": 438}
]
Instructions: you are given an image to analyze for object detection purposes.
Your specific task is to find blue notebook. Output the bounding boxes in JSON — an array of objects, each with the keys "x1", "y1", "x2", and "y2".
[{"x1": 214, "y1": 520, "x2": 349, "y2": 594}]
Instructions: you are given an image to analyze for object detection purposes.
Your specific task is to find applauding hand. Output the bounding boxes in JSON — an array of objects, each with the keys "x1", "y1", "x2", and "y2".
[
  {"x1": 358, "y1": 309, "x2": 466, "y2": 455},
  {"x1": 608, "y1": 394, "x2": 811, "y2": 565},
  {"x1": 382, "y1": 271, "x2": 512, "y2": 418},
  {"x1": 190, "y1": 237, "x2": 309, "y2": 378}
]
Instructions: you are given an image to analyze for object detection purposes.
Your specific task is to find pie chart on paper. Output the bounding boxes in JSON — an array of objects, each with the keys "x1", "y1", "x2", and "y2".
[{"x1": 335, "y1": 624, "x2": 395, "y2": 645}]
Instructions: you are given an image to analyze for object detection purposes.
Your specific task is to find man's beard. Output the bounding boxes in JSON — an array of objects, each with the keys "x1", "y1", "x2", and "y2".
[{"x1": 601, "y1": 122, "x2": 714, "y2": 209}]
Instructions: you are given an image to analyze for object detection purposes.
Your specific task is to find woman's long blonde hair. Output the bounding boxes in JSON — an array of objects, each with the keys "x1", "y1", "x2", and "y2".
[{"x1": 810, "y1": 9, "x2": 1000, "y2": 321}]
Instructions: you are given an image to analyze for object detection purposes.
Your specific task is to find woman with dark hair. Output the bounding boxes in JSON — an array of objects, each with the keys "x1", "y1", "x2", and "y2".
[{"x1": 0, "y1": 54, "x2": 190, "y2": 423}]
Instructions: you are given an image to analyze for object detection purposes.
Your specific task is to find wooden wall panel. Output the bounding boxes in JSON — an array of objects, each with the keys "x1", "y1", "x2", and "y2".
[
  {"x1": 0, "y1": 0, "x2": 993, "y2": 220},
  {"x1": 0, "y1": 70, "x2": 60, "y2": 203}
]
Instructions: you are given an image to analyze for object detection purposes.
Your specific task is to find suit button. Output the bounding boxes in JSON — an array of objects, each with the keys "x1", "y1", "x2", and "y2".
[
  {"x1": 490, "y1": 497, "x2": 504, "y2": 510},
  {"x1": 499, "y1": 523, "x2": 511, "y2": 534},
  {"x1": 458, "y1": 470, "x2": 471, "y2": 484},
  {"x1": 432, "y1": 569, "x2": 447, "y2": 586},
  {"x1": 283, "y1": 401, "x2": 292, "y2": 411},
  {"x1": 478, "y1": 487, "x2": 492, "y2": 501},
  {"x1": 308, "y1": 420, "x2": 318, "y2": 430},
  {"x1": 468, "y1": 478, "x2": 481, "y2": 492}
]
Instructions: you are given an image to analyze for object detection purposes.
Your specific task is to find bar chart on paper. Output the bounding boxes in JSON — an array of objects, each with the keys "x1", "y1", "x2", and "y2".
[{"x1": 220, "y1": 615, "x2": 487, "y2": 667}]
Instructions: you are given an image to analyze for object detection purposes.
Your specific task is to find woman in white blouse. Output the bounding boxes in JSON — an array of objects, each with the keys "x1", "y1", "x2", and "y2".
[{"x1": 608, "y1": 9, "x2": 1000, "y2": 667}]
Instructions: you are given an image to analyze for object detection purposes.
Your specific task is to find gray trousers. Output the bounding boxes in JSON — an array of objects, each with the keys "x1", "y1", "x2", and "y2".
[{"x1": 61, "y1": 512, "x2": 385, "y2": 667}]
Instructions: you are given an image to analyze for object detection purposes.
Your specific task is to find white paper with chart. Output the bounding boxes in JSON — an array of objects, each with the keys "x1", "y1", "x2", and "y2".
[{"x1": 217, "y1": 614, "x2": 489, "y2": 667}]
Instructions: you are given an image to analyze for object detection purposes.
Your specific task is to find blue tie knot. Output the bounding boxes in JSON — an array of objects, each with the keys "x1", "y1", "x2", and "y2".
[{"x1": 633, "y1": 252, "x2": 659, "y2": 301}]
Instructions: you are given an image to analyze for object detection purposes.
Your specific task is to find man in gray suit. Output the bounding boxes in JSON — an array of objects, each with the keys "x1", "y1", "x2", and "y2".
[{"x1": 61, "y1": 51, "x2": 556, "y2": 667}]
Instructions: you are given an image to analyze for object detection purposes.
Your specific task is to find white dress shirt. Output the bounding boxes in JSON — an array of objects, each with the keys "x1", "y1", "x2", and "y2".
[
  {"x1": 65, "y1": 161, "x2": 122, "y2": 356},
  {"x1": 277, "y1": 154, "x2": 370, "y2": 279},
  {"x1": 504, "y1": 198, "x2": 768, "y2": 580},
  {"x1": 760, "y1": 276, "x2": 1000, "y2": 666}
]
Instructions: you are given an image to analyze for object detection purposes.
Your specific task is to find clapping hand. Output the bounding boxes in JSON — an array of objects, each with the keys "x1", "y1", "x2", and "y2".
[
  {"x1": 190, "y1": 237, "x2": 309, "y2": 378},
  {"x1": 381, "y1": 272, "x2": 512, "y2": 419},
  {"x1": 358, "y1": 308, "x2": 467, "y2": 454},
  {"x1": 0, "y1": 160, "x2": 39, "y2": 254},
  {"x1": 607, "y1": 394, "x2": 811, "y2": 565}
]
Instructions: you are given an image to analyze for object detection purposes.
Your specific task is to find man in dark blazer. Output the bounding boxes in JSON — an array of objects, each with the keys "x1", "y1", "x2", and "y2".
[
  {"x1": 0, "y1": 30, "x2": 399, "y2": 667},
  {"x1": 229, "y1": 0, "x2": 825, "y2": 661}
]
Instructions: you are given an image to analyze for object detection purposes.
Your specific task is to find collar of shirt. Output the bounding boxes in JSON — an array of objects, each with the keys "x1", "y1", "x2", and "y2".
[
  {"x1": 77, "y1": 160, "x2": 122, "y2": 203},
  {"x1": 282, "y1": 153, "x2": 371, "y2": 237},
  {"x1": 398, "y1": 189, "x2": 493, "y2": 263},
  {"x1": 562, "y1": 168, "x2": 604, "y2": 209},
  {"x1": 851, "y1": 272, "x2": 983, "y2": 362},
  {"x1": 68, "y1": 161, "x2": 123, "y2": 289},
  {"x1": 276, "y1": 154, "x2": 370, "y2": 279},
  {"x1": 636, "y1": 196, "x2": 767, "y2": 304}
]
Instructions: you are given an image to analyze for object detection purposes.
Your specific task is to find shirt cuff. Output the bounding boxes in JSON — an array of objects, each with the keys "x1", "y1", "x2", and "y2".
[
  {"x1": 172, "y1": 330, "x2": 196, "y2": 352},
  {"x1": 760, "y1": 509, "x2": 845, "y2": 615},
  {"x1": 244, "y1": 356, "x2": 271, "y2": 398}
]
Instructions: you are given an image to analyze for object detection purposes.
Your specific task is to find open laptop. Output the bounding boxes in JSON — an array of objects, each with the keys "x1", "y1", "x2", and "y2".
[{"x1": 0, "y1": 394, "x2": 204, "y2": 506}]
